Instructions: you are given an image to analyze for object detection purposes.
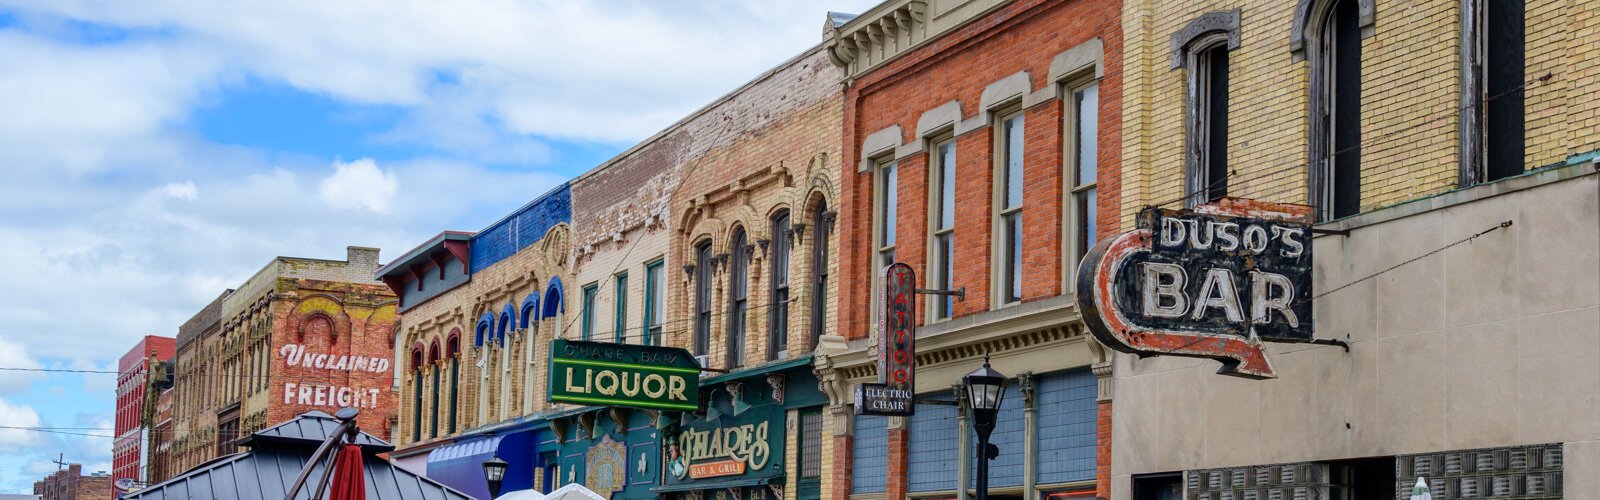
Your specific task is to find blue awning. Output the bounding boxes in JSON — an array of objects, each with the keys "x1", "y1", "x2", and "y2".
[{"x1": 427, "y1": 429, "x2": 538, "y2": 499}]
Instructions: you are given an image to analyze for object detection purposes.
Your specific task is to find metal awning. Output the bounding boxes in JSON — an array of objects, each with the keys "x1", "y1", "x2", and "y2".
[
  {"x1": 700, "y1": 356, "x2": 813, "y2": 385},
  {"x1": 426, "y1": 429, "x2": 538, "y2": 499},
  {"x1": 651, "y1": 475, "x2": 782, "y2": 493}
]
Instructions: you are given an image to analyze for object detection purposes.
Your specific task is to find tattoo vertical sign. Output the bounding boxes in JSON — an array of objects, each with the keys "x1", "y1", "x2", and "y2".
[{"x1": 855, "y1": 263, "x2": 917, "y2": 415}]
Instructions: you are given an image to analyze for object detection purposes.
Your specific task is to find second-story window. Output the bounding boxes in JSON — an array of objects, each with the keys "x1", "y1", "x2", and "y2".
[
  {"x1": 1310, "y1": 0, "x2": 1364, "y2": 221},
  {"x1": 810, "y1": 201, "x2": 831, "y2": 344},
  {"x1": 728, "y1": 229, "x2": 750, "y2": 369},
  {"x1": 580, "y1": 283, "x2": 598, "y2": 341},
  {"x1": 770, "y1": 211, "x2": 791, "y2": 360},
  {"x1": 644, "y1": 260, "x2": 664, "y2": 346},
  {"x1": 876, "y1": 160, "x2": 898, "y2": 270},
  {"x1": 996, "y1": 111, "x2": 1025, "y2": 305},
  {"x1": 1464, "y1": 0, "x2": 1525, "y2": 184},
  {"x1": 1070, "y1": 82, "x2": 1101, "y2": 266},
  {"x1": 929, "y1": 138, "x2": 956, "y2": 319},
  {"x1": 694, "y1": 241, "x2": 713, "y2": 356},
  {"x1": 613, "y1": 272, "x2": 628, "y2": 343},
  {"x1": 1187, "y1": 40, "x2": 1229, "y2": 206}
]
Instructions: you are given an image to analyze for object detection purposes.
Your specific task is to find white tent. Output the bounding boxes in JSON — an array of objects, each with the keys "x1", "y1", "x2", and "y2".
[{"x1": 495, "y1": 484, "x2": 607, "y2": 500}]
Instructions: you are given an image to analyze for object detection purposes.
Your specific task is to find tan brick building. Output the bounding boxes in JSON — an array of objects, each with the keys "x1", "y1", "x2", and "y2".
[
  {"x1": 165, "y1": 247, "x2": 396, "y2": 479},
  {"x1": 1109, "y1": 0, "x2": 1600, "y2": 497}
]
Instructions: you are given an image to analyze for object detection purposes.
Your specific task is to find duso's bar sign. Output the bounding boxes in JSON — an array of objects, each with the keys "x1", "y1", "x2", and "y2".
[
  {"x1": 1077, "y1": 200, "x2": 1314, "y2": 379},
  {"x1": 547, "y1": 339, "x2": 701, "y2": 411},
  {"x1": 856, "y1": 263, "x2": 917, "y2": 416}
]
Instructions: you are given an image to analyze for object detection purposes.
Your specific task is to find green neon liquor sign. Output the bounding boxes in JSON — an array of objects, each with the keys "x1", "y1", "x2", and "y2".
[{"x1": 547, "y1": 339, "x2": 702, "y2": 411}]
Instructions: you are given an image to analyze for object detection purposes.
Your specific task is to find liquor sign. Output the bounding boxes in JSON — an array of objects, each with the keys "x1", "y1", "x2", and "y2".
[
  {"x1": 547, "y1": 339, "x2": 701, "y2": 411},
  {"x1": 856, "y1": 262, "x2": 917, "y2": 416},
  {"x1": 1076, "y1": 199, "x2": 1313, "y2": 379}
]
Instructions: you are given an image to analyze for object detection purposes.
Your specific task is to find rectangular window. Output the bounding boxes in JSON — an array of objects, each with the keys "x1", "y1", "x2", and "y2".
[
  {"x1": 930, "y1": 139, "x2": 956, "y2": 319},
  {"x1": 694, "y1": 242, "x2": 713, "y2": 356},
  {"x1": 1466, "y1": 0, "x2": 1526, "y2": 183},
  {"x1": 799, "y1": 410, "x2": 823, "y2": 478},
  {"x1": 613, "y1": 272, "x2": 628, "y2": 344},
  {"x1": 644, "y1": 260, "x2": 664, "y2": 346},
  {"x1": 1071, "y1": 83, "x2": 1100, "y2": 266},
  {"x1": 877, "y1": 160, "x2": 898, "y2": 271},
  {"x1": 997, "y1": 112, "x2": 1025, "y2": 305},
  {"x1": 1132, "y1": 473, "x2": 1183, "y2": 500},
  {"x1": 1187, "y1": 44, "x2": 1228, "y2": 207},
  {"x1": 770, "y1": 213, "x2": 791, "y2": 360},
  {"x1": 580, "y1": 283, "x2": 598, "y2": 341}
]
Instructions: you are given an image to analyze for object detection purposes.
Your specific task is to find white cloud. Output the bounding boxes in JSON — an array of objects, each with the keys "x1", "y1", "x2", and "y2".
[
  {"x1": 0, "y1": 338, "x2": 42, "y2": 395},
  {"x1": 319, "y1": 158, "x2": 398, "y2": 213},
  {"x1": 0, "y1": 399, "x2": 44, "y2": 453},
  {"x1": 161, "y1": 181, "x2": 198, "y2": 200}
]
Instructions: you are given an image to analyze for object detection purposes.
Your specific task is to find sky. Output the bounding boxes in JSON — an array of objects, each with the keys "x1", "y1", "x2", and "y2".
[{"x1": 0, "y1": 0, "x2": 875, "y2": 492}]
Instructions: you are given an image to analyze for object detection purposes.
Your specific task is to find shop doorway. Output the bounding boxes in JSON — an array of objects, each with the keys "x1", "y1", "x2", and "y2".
[
  {"x1": 1131, "y1": 472, "x2": 1183, "y2": 500},
  {"x1": 1327, "y1": 456, "x2": 1396, "y2": 499}
]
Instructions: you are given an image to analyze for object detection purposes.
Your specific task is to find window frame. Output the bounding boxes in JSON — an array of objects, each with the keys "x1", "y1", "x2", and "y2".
[
  {"x1": 693, "y1": 240, "x2": 713, "y2": 356},
  {"x1": 926, "y1": 135, "x2": 957, "y2": 321},
  {"x1": 809, "y1": 201, "x2": 831, "y2": 345},
  {"x1": 871, "y1": 157, "x2": 898, "y2": 324},
  {"x1": 1308, "y1": 0, "x2": 1364, "y2": 222},
  {"x1": 992, "y1": 107, "x2": 1026, "y2": 307},
  {"x1": 769, "y1": 211, "x2": 792, "y2": 360},
  {"x1": 580, "y1": 282, "x2": 599, "y2": 341},
  {"x1": 1185, "y1": 35, "x2": 1232, "y2": 208},
  {"x1": 1460, "y1": 0, "x2": 1526, "y2": 186},
  {"x1": 644, "y1": 259, "x2": 664, "y2": 346},
  {"x1": 1064, "y1": 77, "x2": 1101, "y2": 286},
  {"x1": 613, "y1": 272, "x2": 628, "y2": 344},
  {"x1": 727, "y1": 228, "x2": 750, "y2": 369}
]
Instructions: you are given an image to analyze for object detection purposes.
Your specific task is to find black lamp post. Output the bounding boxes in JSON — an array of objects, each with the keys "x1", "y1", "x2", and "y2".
[
  {"x1": 963, "y1": 353, "x2": 1008, "y2": 500},
  {"x1": 481, "y1": 452, "x2": 509, "y2": 499}
]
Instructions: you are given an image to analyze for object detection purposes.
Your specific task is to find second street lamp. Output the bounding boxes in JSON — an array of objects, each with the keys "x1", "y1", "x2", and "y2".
[
  {"x1": 481, "y1": 452, "x2": 509, "y2": 500},
  {"x1": 963, "y1": 352, "x2": 1008, "y2": 500}
]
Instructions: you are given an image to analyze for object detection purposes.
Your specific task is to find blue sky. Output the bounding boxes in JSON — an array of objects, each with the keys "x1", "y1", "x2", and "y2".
[{"x1": 0, "y1": 0, "x2": 875, "y2": 491}]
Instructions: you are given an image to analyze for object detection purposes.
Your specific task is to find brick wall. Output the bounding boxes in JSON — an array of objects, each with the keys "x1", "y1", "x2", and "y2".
[{"x1": 1117, "y1": 0, "x2": 1600, "y2": 226}]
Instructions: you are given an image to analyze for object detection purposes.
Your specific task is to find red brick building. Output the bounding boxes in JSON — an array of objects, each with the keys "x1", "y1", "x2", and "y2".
[
  {"x1": 816, "y1": 0, "x2": 1122, "y2": 497},
  {"x1": 33, "y1": 463, "x2": 110, "y2": 500},
  {"x1": 113, "y1": 336, "x2": 175, "y2": 495},
  {"x1": 165, "y1": 247, "x2": 397, "y2": 480}
]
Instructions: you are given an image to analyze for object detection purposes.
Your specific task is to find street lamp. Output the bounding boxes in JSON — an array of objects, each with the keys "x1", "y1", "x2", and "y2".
[
  {"x1": 963, "y1": 352, "x2": 1008, "y2": 500},
  {"x1": 481, "y1": 452, "x2": 509, "y2": 500}
]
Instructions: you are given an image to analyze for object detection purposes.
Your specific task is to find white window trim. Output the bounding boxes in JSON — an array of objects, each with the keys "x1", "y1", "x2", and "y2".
[
  {"x1": 991, "y1": 106, "x2": 1025, "y2": 309},
  {"x1": 925, "y1": 134, "x2": 957, "y2": 322},
  {"x1": 1061, "y1": 75, "x2": 1100, "y2": 290}
]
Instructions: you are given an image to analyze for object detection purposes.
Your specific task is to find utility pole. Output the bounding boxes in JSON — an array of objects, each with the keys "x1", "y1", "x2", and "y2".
[{"x1": 52, "y1": 453, "x2": 67, "y2": 471}]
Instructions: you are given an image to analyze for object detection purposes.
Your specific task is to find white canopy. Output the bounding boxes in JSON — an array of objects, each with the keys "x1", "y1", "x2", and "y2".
[{"x1": 495, "y1": 484, "x2": 607, "y2": 500}]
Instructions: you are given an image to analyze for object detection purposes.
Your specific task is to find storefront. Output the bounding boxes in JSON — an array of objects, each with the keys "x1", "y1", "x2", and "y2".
[
  {"x1": 544, "y1": 406, "x2": 665, "y2": 499},
  {"x1": 655, "y1": 358, "x2": 828, "y2": 500}
]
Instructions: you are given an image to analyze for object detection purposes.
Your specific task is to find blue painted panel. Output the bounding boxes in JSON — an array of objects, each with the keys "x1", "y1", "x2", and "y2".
[
  {"x1": 1036, "y1": 370, "x2": 1097, "y2": 484},
  {"x1": 471, "y1": 183, "x2": 571, "y2": 273},
  {"x1": 427, "y1": 430, "x2": 538, "y2": 499},
  {"x1": 970, "y1": 384, "x2": 1025, "y2": 488},
  {"x1": 909, "y1": 393, "x2": 959, "y2": 492},
  {"x1": 852, "y1": 414, "x2": 887, "y2": 493}
]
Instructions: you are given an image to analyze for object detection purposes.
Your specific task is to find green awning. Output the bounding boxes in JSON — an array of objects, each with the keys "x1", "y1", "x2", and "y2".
[
  {"x1": 700, "y1": 356, "x2": 814, "y2": 386},
  {"x1": 651, "y1": 475, "x2": 783, "y2": 493}
]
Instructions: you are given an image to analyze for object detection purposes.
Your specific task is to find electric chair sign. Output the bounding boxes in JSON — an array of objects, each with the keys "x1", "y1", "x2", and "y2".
[{"x1": 1077, "y1": 201, "x2": 1314, "y2": 379}]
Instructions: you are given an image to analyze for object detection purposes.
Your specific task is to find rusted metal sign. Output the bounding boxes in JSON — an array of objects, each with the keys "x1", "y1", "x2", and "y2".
[
  {"x1": 1076, "y1": 199, "x2": 1313, "y2": 379},
  {"x1": 856, "y1": 262, "x2": 917, "y2": 416}
]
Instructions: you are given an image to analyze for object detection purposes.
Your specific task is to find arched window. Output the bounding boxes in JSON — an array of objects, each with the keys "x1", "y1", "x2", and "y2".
[
  {"x1": 1305, "y1": 0, "x2": 1366, "y2": 221},
  {"x1": 409, "y1": 346, "x2": 424, "y2": 441},
  {"x1": 694, "y1": 240, "x2": 714, "y2": 356},
  {"x1": 520, "y1": 292, "x2": 540, "y2": 329},
  {"x1": 428, "y1": 341, "x2": 441, "y2": 438},
  {"x1": 446, "y1": 330, "x2": 461, "y2": 435},
  {"x1": 1173, "y1": 10, "x2": 1240, "y2": 208},
  {"x1": 727, "y1": 228, "x2": 750, "y2": 369},
  {"x1": 474, "y1": 315, "x2": 493, "y2": 348},
  {"x1": 810, "y1": 201, "x2": 832, "y2": 345},
  {"x1": 542, "y1": 278, "x2": 565, "y2": 320},
  {"x1": 769, "y1": 211, "x2": 791, "y2": 361},
  {"x1": 498, "y1": 304, "x2": 515, "y2": 345}
]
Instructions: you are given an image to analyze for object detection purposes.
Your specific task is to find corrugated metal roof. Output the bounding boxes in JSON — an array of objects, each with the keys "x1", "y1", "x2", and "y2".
[
  {"x1": 128, "y1": 412, "x2": 471, "y2": 500},
  {"x1": 241, "y1": 410, "x2": 392, "y2": 451}
]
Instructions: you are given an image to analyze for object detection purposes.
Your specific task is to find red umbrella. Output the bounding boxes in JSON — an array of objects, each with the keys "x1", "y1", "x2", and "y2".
[{"x1": 327, "y1": 443, "x2": 366, "y2": 500}]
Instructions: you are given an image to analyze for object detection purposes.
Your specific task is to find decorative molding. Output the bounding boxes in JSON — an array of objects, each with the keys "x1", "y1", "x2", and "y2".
[
  {"x1": 915, "y1": 100, "x2": 964, "y2": 139},
  {"x1": 859, "y1": 125, "x2": 904, "y2": 172},
  {"x1": 1049, "y1": 38, "x2": 1105, "y2": 83},
  {"x1": 1170, "y1": 10, "x2": 1241, "y2": 69},
  {"x1": 979, "y1": 71, "x2": 1032, "y2": 113},
  {"x1": 1289, "y1": 0, "x2": 1376, "y2": 60},
  {"x1": 766, "y1": 374, "x2": 787, "y2": 405}
]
